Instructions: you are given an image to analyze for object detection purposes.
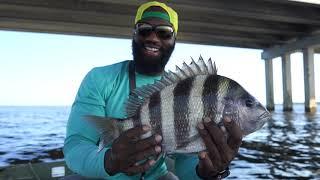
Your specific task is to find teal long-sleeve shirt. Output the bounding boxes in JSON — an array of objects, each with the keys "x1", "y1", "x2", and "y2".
[{"x1": 63, "y1": 60, "x2": 201, "y2": 179}]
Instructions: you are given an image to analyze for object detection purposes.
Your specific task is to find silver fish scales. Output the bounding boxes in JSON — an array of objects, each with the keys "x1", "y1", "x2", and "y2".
[{"x1": 87, "y1": 56, "x2": 271, "y2": 154}]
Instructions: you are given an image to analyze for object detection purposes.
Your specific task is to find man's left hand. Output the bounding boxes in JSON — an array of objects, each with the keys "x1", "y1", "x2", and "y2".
[{"x1": 196, "y1": 116, "x2": 242, "y2": 179}]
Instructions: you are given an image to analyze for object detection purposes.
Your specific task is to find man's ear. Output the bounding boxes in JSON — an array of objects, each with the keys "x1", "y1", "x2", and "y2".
[
  {"x1": 133, "y1": 30, "x2": 138, "y2": 42},
  {"x1": 132, "y1": 30, "x2": 138, "y2": 42},
  {"x1": 132, "y1": 29, "x2": 136, "y2": 36}
]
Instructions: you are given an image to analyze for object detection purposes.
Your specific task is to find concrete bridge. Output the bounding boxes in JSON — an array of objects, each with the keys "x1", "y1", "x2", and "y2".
[{"x1": 0, "y1": 0, "x2": 319, "y2": 111}]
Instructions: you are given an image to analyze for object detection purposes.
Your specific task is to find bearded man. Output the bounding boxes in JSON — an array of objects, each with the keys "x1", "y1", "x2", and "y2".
[{"x1": 63, "y1": 1, "x2": 242, "y2": 179}]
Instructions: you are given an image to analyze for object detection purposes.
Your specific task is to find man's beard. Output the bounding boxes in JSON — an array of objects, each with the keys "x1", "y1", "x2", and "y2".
[{"x1": 132, "y1": 39, "x2": 175, "y2": 75}]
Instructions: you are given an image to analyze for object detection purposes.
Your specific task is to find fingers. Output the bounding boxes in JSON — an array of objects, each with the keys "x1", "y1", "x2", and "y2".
[
  {"x1": 127, "y1": 145, "x2": 162, "y2": 165},
  {"x1": 198, "y1": 151, "x2": 218, "y2": 177},
  {"x1": 124, "y1": 159, "x2": 156, "y2": 176},
  {"x1": 202, "y1": 118, "x2": 232, "y2": 164},
  {"x1": 196, "y1": 117, "x2": 242, "y2": 177},
  {"x1": 197, "y1": 122, "x2": 221, "y2": 164},
  {"x1": 108, "y1": 125, "x2": 163, "y2": 176},
  {"x1": 110, "y1": 144, "x2": 160, "y2": 174},
  {"x1": 198, "y1": 117, "x2": 239, "y2": 167},
  {"x1": 131, "y1": 134, "x2": 162, "y2": 153},
  {"x1": 223, "y1": 116, "x2": 242, "y2": 151},
  {"x1": 121, "y1": 125, "x2": 151, "y2": 141}
]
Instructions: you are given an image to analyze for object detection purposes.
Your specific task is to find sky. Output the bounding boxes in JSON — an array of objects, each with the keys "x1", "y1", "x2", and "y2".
[
  {"x1": 0, "y1": 30, "x2": 319, "y2": 106},
  {"x1": 290, "y1": 0, "x2": 320, "y2": 5}
]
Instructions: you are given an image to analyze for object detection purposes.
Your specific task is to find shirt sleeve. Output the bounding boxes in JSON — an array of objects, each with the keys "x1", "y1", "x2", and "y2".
[
  {"x1": 174, "y1": 154, "x2": 202, "y2": 180},
  {"x1": 63, "y1": 68, "x2": 125, "y2": 179}
]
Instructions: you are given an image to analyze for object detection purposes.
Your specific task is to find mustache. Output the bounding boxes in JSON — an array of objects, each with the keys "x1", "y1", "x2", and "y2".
[{"x1": 132, "y1": 40, "x2": 175, "y2": 75}]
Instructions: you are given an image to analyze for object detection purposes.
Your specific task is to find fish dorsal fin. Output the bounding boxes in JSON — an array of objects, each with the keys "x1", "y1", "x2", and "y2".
[
  {"x1": 175, "y1": 65, "x2": 188, "y2": 79},
  {"x1": 127, "y1": 82, "x2": 164, "y2": 117},
  {"x1": 189, "y1": 57, "x2": 202, "y2": 74},
  {"x1": 182, "y1": 62, "x2": 195, "y2": 77},
  {"x1": 126, "y1": 56, "x2": 217, "y2": 117},
  {"x1": 207, "y1": 58, "x2": 218, "y2": 74},
  {"x1": 198, "y1": 55, "x2": 209, "y2": 74}
]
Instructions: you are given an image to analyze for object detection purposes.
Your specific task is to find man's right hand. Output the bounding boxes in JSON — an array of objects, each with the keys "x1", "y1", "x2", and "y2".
[{"x1": 104, "y1": 125, "x2": 162, "y2": 176}]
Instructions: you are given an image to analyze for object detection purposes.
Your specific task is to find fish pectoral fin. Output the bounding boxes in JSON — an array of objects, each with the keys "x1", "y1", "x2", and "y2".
[
  {"x1": 97, "y1": 130, "x2": 117, "y2": 152},
  {"x1": 83, "y1": 115, "x2": 121, "y2": 151},
  {"x1": 98, "y1": 140, "x2": 105, "y2": 152},
  {"x1": 84, "y1": 115, "x2": 119, "y2": 132}
]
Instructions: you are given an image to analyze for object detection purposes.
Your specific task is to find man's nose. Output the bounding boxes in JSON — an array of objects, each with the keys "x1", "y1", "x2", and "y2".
[{"x1": 145, "y1": 31, "x2": 160, "y2": 43}]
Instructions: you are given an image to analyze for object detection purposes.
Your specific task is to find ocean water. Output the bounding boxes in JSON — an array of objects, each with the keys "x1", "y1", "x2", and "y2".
[
  {"x1": 0, "y1": 105, "x2": 319, "y2": 179},
  {"x1": 0, "y1": 106, "x2": 69, "y2": 167}
]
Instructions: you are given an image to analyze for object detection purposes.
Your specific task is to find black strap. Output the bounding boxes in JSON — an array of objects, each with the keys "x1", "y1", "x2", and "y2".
[
  {"x1": 129, "y1": 61, "x2": 144, "y2": 180},
  {"x1": 129, "y1": 61, "x2": 136, "y2": 94},
  {"x1": 196, "y1": 165, "x2": 230, "y2": 180}
]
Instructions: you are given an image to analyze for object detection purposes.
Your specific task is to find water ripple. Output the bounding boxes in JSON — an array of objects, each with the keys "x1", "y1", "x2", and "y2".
[{"x1": 0, "y1": 105, "x2": 319, "y2": 179}]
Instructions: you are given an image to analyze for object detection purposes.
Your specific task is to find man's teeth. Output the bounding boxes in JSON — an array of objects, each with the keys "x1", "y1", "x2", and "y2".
[{"x1": 145, "y1": 46, "x2": 159, "y2": 52}]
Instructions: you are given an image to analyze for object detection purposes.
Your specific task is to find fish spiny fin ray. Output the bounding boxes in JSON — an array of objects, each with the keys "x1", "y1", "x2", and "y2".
[
  {"x1": 182, "y1": 62, "x2": 195, "y2": 77},
  {"x1": 175, "y1": 65, "x2": 188, "y2": 79},
  {"x1": 198, "y1": 56, "x2": 209, "y2": 74},
  {"x1": 126, "y1": 57, "x2": 218, "y2": 117},
  {"x1": 167, "y1": 70, "x2": 182, "y2": 81},
  {"x1": 189, "y1": 58, "x2": 202, "y2": 75},
  {"x1": 207, "y1": 58, "x2": 217, "y2": 75}
]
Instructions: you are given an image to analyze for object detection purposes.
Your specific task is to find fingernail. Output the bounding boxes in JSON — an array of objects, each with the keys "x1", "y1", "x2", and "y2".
[
  {"x1": 155, "y1": 146, "x2": 161, "y2": 153},
  {"x1": 224, "y1": 117, "x2": 231, "y2": 123},
  {"x1": 149, "y1": 160, "x2": 156, "y2": 166},
  {"x1": 141, "y1": 131, "x2": 152, "y2": 140},
  {"x1": 199, "y1": 152, "x2": 206, "y2": 159},
  {"x1": 203, "y1": 117, "x2": 211, "y2": 123},
  {"x1": 155, "y1": 135, "x2": 162, "y2": 142},
  {"x1": 143, "y1": 125, "x2": 150, "y2": 131},
  {"x1": 197, "y1": 123, "x2": 204, "y2": 129}
]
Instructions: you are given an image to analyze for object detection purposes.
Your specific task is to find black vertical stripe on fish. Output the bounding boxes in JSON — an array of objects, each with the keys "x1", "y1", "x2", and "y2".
[
  {"x1": 202, "y1": 75, "x2": 219, "y2": 119},
  {"x1": 173, "y1": 77, "x2": 194, "y2": 149},
  {"x1": 148, "y1": 92, "x2": 162, "y2": 136},
  {"x1": 223, "y1": 79, "x2": 241, "y2": 122},
  {"x1": 225, "y1": 79, "x2": 241, "y2": 98}
]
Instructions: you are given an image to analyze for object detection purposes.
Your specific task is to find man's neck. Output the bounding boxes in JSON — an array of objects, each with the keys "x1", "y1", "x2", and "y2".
[{"x1": 135, "y1": 64, "x2": 165, "y2": 76}]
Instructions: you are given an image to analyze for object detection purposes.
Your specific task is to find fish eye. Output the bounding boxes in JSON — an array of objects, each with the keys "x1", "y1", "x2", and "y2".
[{"x1": 245, "y1": 99, "x2": 254, "y2": 107}]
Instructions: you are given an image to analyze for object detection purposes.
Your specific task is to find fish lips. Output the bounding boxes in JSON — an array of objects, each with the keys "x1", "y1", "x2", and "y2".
[{"x1": 242, "y1": 112, "x2": 271, "y2": 136}]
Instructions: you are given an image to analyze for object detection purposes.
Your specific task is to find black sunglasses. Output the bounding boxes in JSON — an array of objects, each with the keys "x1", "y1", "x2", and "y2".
[{"x1": 135, "y1": 23, "x2": 175, "y2": 40}]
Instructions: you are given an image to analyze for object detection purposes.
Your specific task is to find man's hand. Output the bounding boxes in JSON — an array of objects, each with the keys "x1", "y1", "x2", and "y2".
[
  {"x1": 196, "y1": 116, "x2": 242, "y2": 179},
  {"x1": 104, "y1": 125, "x2": 162, "y2": 176}
]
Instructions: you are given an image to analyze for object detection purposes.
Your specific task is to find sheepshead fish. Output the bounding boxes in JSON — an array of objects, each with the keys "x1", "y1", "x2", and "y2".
[{"x1": 87, "y1": 57, "x2": 271, "y2": 154}]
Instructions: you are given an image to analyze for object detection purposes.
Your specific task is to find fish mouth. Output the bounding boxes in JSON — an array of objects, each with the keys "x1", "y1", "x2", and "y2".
[
  {"x1": 243, "y1": 112, "x2": 271, "y2": 136},
  {"x1": 258, "y1": 112, "x2": 271, "y2": 119}
]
